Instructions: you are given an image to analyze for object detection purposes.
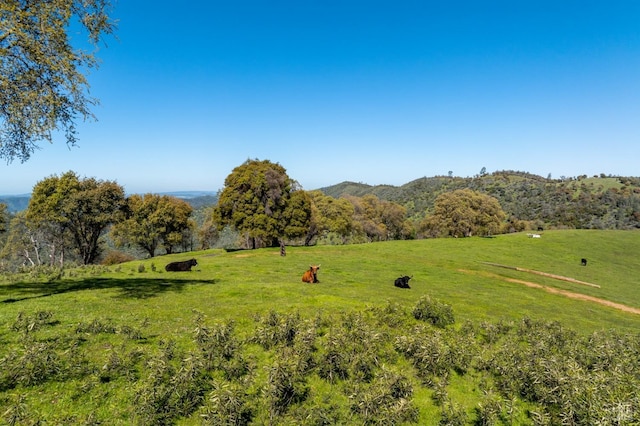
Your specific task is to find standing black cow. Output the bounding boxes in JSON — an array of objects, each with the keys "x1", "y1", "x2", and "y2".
[
  {"x1": 581, "y1": 258, "x2": 587, "y2": 266},
  {"x1": 165, "y1": 258, "x2": 198, "y2": 272},
  {"x1": 394, "y1": 275, "x2": 412, "y2": 289}
]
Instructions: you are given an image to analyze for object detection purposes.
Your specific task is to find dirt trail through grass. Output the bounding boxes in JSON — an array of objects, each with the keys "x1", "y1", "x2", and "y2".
[
  {"x1": 460, "y1": 268, "x2": 640, "y2": 316},
  {"x1": 482, "y1": 262, "x2": 601, "y2": 288}
]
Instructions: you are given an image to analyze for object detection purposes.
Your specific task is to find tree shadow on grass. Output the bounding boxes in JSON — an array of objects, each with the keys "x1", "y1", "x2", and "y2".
[{"x1": 1, "y1": 277, "x2": 217, "y2": 303}]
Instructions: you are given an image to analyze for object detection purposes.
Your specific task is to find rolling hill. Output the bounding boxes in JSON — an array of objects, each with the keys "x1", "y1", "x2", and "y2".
[
  {"x1": 319, "y1": 171, "x2": 640, "y2": 228},
  {"x1": 1, "y1": 230, "x2": 639, "y2": 424}
]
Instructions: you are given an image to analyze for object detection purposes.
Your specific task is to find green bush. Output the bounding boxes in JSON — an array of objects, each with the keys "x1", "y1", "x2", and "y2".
[
  {"x1": 200, "y1": 380, "x2": 254, "y2": 425},
  {"x1": 412, "y1": 296, "x2": 455, "y2": 328}
]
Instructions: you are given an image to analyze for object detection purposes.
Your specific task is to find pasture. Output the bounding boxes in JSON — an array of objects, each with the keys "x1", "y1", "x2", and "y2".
[{"x1": 1, "y1": 230, "x2": 639, "y2": 424}]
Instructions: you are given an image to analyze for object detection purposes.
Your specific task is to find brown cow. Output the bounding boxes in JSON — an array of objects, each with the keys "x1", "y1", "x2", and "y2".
[{"x1": 302, "y1": 265, "x2": 320, "y2": 283}]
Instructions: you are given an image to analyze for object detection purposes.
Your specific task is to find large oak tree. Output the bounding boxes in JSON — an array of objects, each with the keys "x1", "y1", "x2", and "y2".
[
  {"x1": 26, "y1": 171, "x2": 125, "y2": 264},
  {"x1": 213, "y1": 159, "x2": 310, "y2": 249},
  {"x1": 111, "y1": 193, "x2": 194, "y2": 257},
  {"x1": 420, "y1": 189, "x2": 506, "y2": 238},
  {"x1": 0, "y1": 0, "x2": 115, "y2": 162}
]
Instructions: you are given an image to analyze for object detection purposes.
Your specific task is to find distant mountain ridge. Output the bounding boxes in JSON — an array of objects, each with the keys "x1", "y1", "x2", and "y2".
[
  {"x1": 157, "y1": 191, "x2": 217, "y2": 199},
  {"x1": 0, "y1": 194, "x2": 31, "y2": 213},
  {"x1": 0, "y1": 191, "x2": 220, "y2": 213}
]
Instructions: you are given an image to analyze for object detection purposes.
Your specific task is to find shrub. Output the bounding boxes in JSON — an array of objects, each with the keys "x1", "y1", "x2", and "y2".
[
  {"x1": 413, "y1": 296, "x2": 455, "y2": 328},
  {"x1": 394, "y1": 326, "x2": 452, "y2": 383},
  {"x1": 349, "y1": 368, "x2": 418, "y2": 425},
  {"x1": 11, "y1": 311, "x2": 55, "y2": 336},
  {"x1": 251, "y1": 310, "x2": 302, "y2": 349},
  {"x1": 101, "y1": 251, "x2": 135, "y2": 265},
  {"x1": 367, "y1": 301, "x2": 410, "y2": 328},
  {"x1": 201, "y1": 380, "x2": 254, "y2": 425},
  {"x1": 439, "y1": 400, "x2": 467, "y2": 426},
  {"x1": 134, "y1": 340, "x2": 209, "y2": 425},
  {"x1": 265, "y1": 356, "x2": 309, "y2": 417},
  {"x1": 192, "y1": 313, "x2": 251, "y2": 380}
]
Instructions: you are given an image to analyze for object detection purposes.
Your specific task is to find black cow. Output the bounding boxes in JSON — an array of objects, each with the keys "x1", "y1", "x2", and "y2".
[
  {"x1": 394, "y1": 275, "x2": 412, "y2": 289},
  {"x1": 581, "y1": 258, "x2": 587, "y2": 266},
  {"x1": 165, "y1": 258, "x2": 198, "y2": 272}
]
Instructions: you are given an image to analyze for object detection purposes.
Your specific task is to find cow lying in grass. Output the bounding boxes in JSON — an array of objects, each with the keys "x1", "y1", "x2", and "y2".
[
  {"x1": 394, "y1": 275, "x2": 412, "y2": 289},
  {"x1": 302, "y1": 265, "x2": 320, "y2": 283},
  {"x1": 165, "y1": 258, "x2": 198, "y2": 272}
]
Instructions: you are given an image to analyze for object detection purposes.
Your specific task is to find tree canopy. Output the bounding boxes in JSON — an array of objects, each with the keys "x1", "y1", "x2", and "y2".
[
  {"x1": 346, "y1": 194, "x2": 410, "y2": 241},
  {"x1": 26, "y1": 171, "x2": 125, "y2": 264},
  {"x1": 304, "y1": 190, "x2": 355, "y2": 245},
  {"x1": 213, "y1": 159, "x2": 309, "y2": 248},
  {"x1": 420, "y1": 189, "x2": 506, "y2": 238},
  {"x1": 0, "y1": 0, "x2": 115, "y2": 162},
  {"x1": 111, "y1": 193, "x2": 194, "y2": 257}
]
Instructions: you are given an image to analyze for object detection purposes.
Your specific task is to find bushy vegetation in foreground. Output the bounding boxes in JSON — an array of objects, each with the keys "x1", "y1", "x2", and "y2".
[
  {"x1": 1, "y1": 231, "x2": 640, "y2": 424},
  {"x1": 1, "y1": 304, "x2": 639, "y2": 425}
]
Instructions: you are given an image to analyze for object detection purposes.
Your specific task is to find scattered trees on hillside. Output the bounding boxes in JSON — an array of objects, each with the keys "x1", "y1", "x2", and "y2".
[
  {"x1": 345, "y1": 194, "x2": 412, "y2": 241},
  {"x1": 111, "y1": 194, "x2": 194, "y2": 257},
  {"x1": 4, "y1": 166, "x2": 640, "y2": 267},
  {"x1": 419, "y1": 189, "x2": 506, "y2": 238},
  {"x1": 25, "y1": 171, "x2": 126, "y2": 264},
  {"x1": 304, "y1": 191, "x2": 356, "y2": 245},
  {"x1": 212, "y1": 159, "x2": 310, "y2": 249},
  {"x1": 0, "y1": 0, "x2": 115, "y2": 162}
]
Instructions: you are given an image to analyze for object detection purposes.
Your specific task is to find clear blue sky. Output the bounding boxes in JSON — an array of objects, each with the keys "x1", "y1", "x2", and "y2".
[{"x1": 2, "y1": 1, "x2": 640, "y2": 195}]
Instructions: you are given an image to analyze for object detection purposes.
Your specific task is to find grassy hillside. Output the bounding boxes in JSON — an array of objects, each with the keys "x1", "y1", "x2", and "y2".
[{"x1": 1, "y1": 230, "x2": 639, "y2": 424}]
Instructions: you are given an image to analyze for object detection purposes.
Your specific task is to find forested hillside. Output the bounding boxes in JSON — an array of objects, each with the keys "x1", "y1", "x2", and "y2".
[
  {"x1": 320, "y1": 171, "x2": 640, "y2": 230},
  {"x1": 0, "y1": 195, "x2": 30, "y2": 213}
]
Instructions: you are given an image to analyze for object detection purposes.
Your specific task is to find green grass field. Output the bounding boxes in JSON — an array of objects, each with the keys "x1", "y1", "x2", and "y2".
[{"x1": 1, "y1": 230, "x2": 639, "y2": 424}]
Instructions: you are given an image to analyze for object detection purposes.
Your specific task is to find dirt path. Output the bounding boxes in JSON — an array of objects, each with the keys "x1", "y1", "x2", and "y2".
[
  {"x1": 459, "y1": 268, "x2": 640, "y2": 316},
  {"x1": 482, "y1": 262, "x2": 601, "y2": 288},
  {"x1": 504, "y1": 277, "x2": 640, "y2": 315}
]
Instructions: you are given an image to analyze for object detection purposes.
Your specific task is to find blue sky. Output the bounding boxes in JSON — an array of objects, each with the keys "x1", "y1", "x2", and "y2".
[{"x1": 2, "y1": 1, "x2": 640, "y2": 195}]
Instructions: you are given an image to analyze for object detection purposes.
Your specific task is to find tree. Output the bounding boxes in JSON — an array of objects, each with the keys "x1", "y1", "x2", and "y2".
[
  {"x1": 0, "y1": 0, "x2": 115, "y2": 162},
  {"x1": 281, "y1": 189, "x2": 313, "y2": 243},
  {"x1": 213, "y1": 159, "x2": 309, "y2": 249},
  {"x1": 26, "y1": 171, "x2": 125, "y2": 264},
  {"x1": 0, "y1": 210, "x2": 58, "y2": 267},
  {"x1": 420, "y1": 189, "x2": 506, "y2": 238},
  {"x1": 111, "y1": 194, "x2": 194, "y2": 257},
  {"x1": 198, "y1": 207, "x2": 220, "y2": 250},
  {"x1": 305, "y1": 190, "x2": 355, "y2": 245},
  {"x1": 345, "y1": 194, "x2": 410, "y2": 242},
  {"x1": 0, "y1": 203, "x2": 7, "y2": 233}
]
